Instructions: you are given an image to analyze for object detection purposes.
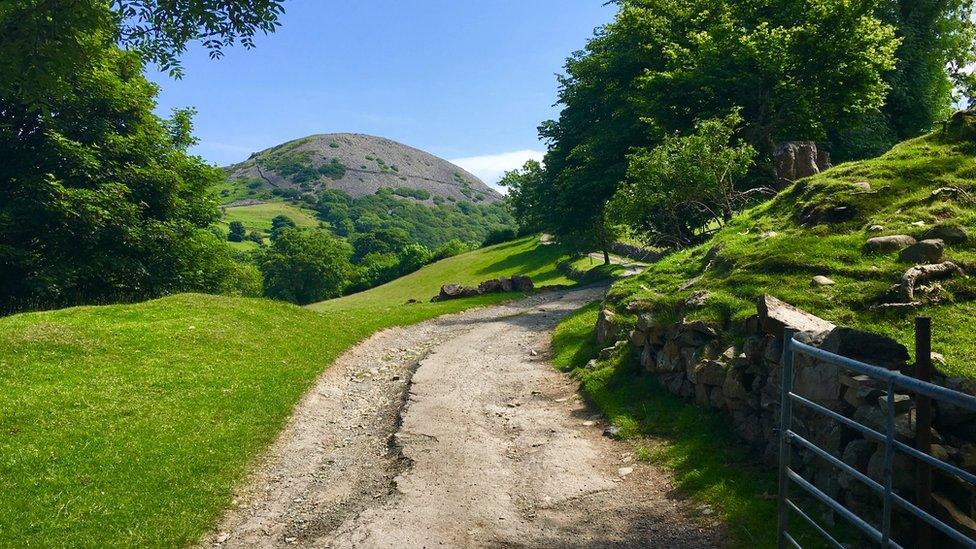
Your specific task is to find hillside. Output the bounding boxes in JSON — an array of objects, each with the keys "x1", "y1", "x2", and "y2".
[
  {"x1": 0, "y1": 236, "x2": 582, "y2": 546},
  {"x1": 221, "y1": 133, "x2": 502, "y2": 204},
  {"x1": 607, "y1": 113, "x2": 976, "y2": 378}
]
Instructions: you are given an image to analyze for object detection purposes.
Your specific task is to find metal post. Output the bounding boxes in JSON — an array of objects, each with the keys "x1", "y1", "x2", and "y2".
[
  {"x1": 777, "y1": 329, "x2": 797, "y2": 549},
  {"x1": 882, "y1": 380, "x2": 896, "y2": 546},
  {"x1": 915, "y1": 317, "x2": 933, "y2": 549}
]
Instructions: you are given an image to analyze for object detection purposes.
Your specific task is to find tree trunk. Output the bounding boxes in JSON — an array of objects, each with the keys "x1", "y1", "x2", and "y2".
[{"x1": 603, "y1": 248, "x2": 610, "y2": 265}]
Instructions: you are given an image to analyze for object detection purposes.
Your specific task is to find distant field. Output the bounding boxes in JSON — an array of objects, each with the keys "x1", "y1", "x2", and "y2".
[
  {"x1": 0, "y1": 236, "x2": 581, "y2": 547},
  {"x1": 218, "y1": 200, "x2": 322, "y2": 243}
]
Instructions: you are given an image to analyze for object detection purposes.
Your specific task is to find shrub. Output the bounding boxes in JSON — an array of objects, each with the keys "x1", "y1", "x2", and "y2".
[
  {"x1": 482, "y1": 226, "x2": 518, "y2": 246},
  {"x1": 227, "y1": 221, "x2": 246, "y2": 242},
  {"x1": 269, "y1": 215, "x2": 296, "y2": 241},
  {"x1": 245, "y1": 231, "x2": 264, "y2": 244},
  {"x1": 317, "y1": 158, "x2": 346, "y2": 180},
  {"x1": 431, "y1": 239, "x2": 469, "y2": 260},
  {"x1": 392, "y1": 187, "x2": 431, "y2": 200},
  {"x1": 259, "y1": 228, "x2": 352, "y2": 304}
]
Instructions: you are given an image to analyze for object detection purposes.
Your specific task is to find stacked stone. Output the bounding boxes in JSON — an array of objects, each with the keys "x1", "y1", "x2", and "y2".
[{"x1": 596, "y1": 295, "x2": 976, "y2": 539}]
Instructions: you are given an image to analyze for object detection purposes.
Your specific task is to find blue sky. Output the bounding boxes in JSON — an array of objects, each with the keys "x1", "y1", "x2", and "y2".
[{"x1": 147, "y1": 0, "x2": 615, "y2": 186}]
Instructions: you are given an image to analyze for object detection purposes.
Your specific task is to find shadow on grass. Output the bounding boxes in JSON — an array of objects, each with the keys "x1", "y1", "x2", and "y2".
[
  {"x1": 474, "y1": 243, "x2": 570, "y2": 284},
  {"x1": 578, "y1": 356, "x2": 780, "y2": 547},
  {"x1": 549, "y1": 303, "x2": 828, "y2": 548}
]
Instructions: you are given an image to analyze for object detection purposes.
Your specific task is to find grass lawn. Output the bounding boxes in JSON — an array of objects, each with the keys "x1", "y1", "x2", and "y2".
[
  {"x1": 0, "y1": 236, "x2": 576, "y2": 547},
  {"x1": 550, "y1": 303, "x2": 831, "y2": 548},
  {"x1": 218, "y1": 200, "x2": 322, "y2": 242}
]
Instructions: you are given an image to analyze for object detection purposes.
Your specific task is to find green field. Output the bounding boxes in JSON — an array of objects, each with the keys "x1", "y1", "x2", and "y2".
[
  {"x1": 218, "y1": 200, "x2": 322, "y2": 243},
  {"x1": 0, "y1": 236, "x2": 578, "y2": 547}
]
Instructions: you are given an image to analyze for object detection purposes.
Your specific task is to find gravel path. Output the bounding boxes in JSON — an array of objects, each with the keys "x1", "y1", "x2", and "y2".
[{"x1": 202, "y1": 286, "x2": 725, "y2": 548}]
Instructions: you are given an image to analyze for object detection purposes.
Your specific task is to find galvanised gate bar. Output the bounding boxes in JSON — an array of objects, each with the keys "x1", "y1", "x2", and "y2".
[{"x1": 777, "y1": 321, "x2": 976, "y2": 548}]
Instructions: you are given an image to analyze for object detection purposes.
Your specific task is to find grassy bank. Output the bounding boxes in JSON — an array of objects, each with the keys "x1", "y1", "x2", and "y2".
[
  {"x1": 551, "y1": 303, "x2": 825, "y2": 548},
  {"x1": 0, "y1": 236, "x2": 576, "y2": 547},
  {"x1": 609, "y1": 127, "x2": 976, "y2": 378}
]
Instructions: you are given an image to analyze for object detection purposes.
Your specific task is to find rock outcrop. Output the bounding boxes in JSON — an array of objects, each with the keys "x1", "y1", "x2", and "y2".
[
  {"x1": 430, "y1": 275, "x2": 533, "y2": 302},
  {"x1": 773, "y1": 141, "x2": 831, "y2": 184}
]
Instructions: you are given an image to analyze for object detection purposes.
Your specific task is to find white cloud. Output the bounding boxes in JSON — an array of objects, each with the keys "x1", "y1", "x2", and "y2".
[{"x1": 450, "y1": 149, "x2": 545, "y2": 191}]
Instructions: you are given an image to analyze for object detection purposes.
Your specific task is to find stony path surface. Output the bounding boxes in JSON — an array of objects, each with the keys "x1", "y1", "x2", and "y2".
[{"x1": 202, "y1": 286, "x2": 724, "y2": 548}]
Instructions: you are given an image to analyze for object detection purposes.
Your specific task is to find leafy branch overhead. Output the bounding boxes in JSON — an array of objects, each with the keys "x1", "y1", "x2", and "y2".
[
  {"x1": 111, "y1": 0, "x2": 285, "y2": 77},
  {"x1": 0, "y1": 0, "x2": 285, "y2": 106}
]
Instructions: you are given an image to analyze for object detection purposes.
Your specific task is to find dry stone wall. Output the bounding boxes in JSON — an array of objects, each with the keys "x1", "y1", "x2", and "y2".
[{"x1": 597, "y1": 295, "x2": 976, "y2": 541}]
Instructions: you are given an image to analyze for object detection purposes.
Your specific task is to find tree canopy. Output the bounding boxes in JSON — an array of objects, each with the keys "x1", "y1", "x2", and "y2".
[
  {"x1": 0, "y1": 1, "x2": 284, "y2": 313},
  {"x1": 524, "y1": 0, "x2": 975, "y2": 251},
  {"x1": 0, "y1": 0, "x2": 284, "y2": 107}
]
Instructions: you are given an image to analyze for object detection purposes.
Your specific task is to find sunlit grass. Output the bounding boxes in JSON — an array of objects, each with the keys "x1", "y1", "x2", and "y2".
[
  {"x1": 610, "y1": 131, "x2": 976, "y2": 377},
  {"x1": 0, "y1": 236, "x2": 577, "y2": 547}
]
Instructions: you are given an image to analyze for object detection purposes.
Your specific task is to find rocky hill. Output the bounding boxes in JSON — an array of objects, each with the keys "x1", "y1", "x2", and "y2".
[{"x1": 222, "y1": 134, "x2": 502, "y2": 204}]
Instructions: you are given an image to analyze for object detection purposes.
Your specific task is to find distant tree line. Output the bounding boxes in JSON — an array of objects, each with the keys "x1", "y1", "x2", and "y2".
[
  {"x1": 235, "y1": 189, "x2": 517, "y2": 305},
  {"x1": 503, "y1": 0, "x2": 975, "y2": 255}
]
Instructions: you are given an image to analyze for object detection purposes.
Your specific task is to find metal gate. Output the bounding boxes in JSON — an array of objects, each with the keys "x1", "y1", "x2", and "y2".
[{"x1": 777, "y1": 319, "x2": 976, "y2": 548}]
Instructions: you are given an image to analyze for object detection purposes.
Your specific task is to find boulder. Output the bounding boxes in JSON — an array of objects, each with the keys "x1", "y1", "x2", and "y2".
[
  {"x1": 498, "y1": 277, "x2": 514, "y2": 292},
  {"x1": 821, "y1": 327, "x2": 910, "y2": 369},
  {"x1": 923, "y1": 225, "x2": 968, "y2": 245},
  {"x1": 478, "y1": 279, "x2": 503, "y2": 293},
  {"x1": 811, "y1": 275, "x2": 835, "y2": 286},
  {"x1": 946, "y1": 109, "x2": 976, "y2": 142},
  {"x1": 595, "y1": 308, "x2": 620, "y2": 346},
  {"x1": 898, "y1": 239, "x2": 944, "y2": 264},
  {"x1": 432, "y1": 283, "x2": 479, "y2": 301},
  {"x1": 757, "y1": 295, "x2": 836, "y2": 339},
  {"x1": 628, "y1": 329, "x2": 646, "y2": 348},
  {"x1": 865, "y1": 234, "x2": 916, "y2": 253},
  {"x1": 511, "y1": 275, "x2": 534, "y2": 292},
  {"x1": 773, "y1": 141, "x2": 830, "y2": 183}
]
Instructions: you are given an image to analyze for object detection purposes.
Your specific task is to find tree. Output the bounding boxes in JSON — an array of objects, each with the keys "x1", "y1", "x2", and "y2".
[
  {"x1": 246, "y1": 230, "x2": 265, "y2": 244},
  {"x1": 1, "y1": 0, "x2": 284, "y2": 107},
  {"x1": 351, "y1": 228, "x2": 410, "y2": 262},
  {"x1": 831, "y1": 0, "x2": 976, "y2": 159},
  {"x1": 259, "y1": 229, "x2": 353, "y2": 305},
  {"x1": 499, "y1": 160, "x2": 547, "y2": 234},
  {"x1": 608, "y1": 112, "x2": 758, "y2": 247},
  {"x1": 538, "y1": 0, "x2": 899, "y2": 253},
  {"x1": 0, "y1": 45, "x2": 245, "y2": 314},
  {"x1": 269, "y1": 215, "x2": 296, "y2": 241},
  {"x1": 228, "y1": 221, "x2": 246, "y2": 242}
]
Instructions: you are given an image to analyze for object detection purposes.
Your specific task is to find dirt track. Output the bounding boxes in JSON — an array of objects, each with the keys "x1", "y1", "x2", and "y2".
[{"x1": 203, "y1": 286, "x2": 725, "y2": 548}]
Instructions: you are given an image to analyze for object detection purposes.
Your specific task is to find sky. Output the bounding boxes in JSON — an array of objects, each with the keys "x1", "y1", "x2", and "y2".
[{"x1": 147, "y1": 0, "x2": 616, "y2": 188}]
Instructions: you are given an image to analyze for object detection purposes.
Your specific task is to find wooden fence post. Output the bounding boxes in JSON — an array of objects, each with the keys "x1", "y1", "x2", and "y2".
[{"x1": 915, "y1": 316, "x2": 933, "y2": 549}]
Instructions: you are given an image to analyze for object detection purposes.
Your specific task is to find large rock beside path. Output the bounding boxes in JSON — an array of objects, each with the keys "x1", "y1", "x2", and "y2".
[{"x1": 431, "y1": 275, "x2": 535, "y2": 302}]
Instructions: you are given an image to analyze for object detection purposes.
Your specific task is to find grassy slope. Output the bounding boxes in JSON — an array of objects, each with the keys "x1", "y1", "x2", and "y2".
[
  {"x1": 609, "y1": 130, "x2": 976, "y2": 378},
  {"x1": 0, "y1": 236, "x2": 574, "y2": 547},
  {"x1": 219, "y1": 200, "x2": 322, "y2": 239},
  {"x1": 551, "y1": 304, "x2": 826, "y2": 548}
]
